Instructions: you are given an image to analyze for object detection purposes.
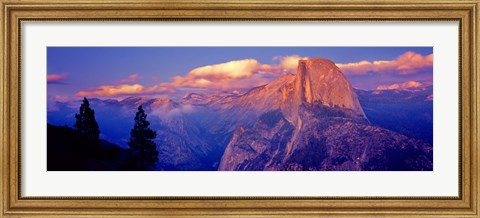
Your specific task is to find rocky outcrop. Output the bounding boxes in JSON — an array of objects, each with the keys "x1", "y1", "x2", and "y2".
[
  {"x1": 285, "y1": 58, "x2": 366, "y2": 123},
  {"x1": 218, "y1": 58, "x2": 432, "y2": 171},
  {"x1": 219, "y1": 110, "x2": 433, "y2": 171},
  {"x1": 225, "y1": 59, "x2": 366, "y2": 124},
  {"x1": 218, "y1": 110, "x2": 295, "y2": 170}
]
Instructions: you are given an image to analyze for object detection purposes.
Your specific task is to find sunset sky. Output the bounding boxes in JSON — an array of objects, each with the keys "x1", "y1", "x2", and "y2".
[{"x1": 47, "y1": 47, "x2": 433, "y2": 101}]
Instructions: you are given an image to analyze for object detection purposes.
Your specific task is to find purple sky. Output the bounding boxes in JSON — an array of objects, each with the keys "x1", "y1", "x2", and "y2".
[{"x1": 47, "y1": 47, "x2": 433, "y2": 101}]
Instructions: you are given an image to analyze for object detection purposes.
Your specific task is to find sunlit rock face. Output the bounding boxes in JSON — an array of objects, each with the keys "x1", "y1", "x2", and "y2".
[
  {"x1": 295, "y1": 58, "x2": 365, "y2": 116},
  {"x1": 219, "y1": 58, "x2": 432, "y2": 171},
  {"x1": 280, "y1": 58, "x2": 367, "y2": 125}
]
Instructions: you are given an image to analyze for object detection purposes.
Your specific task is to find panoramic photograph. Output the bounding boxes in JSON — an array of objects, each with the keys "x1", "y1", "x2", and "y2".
[{"x1": 47, "y1": 47, "x2": 433, "y2": 171}]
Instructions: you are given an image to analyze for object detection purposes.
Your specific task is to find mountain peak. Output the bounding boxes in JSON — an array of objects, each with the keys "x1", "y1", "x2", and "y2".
[
  {"x1": 298, "y1": 58, "x2": 338, "y2": 68},
  {"x1": 279, "y1": 58, "x2": 367, "y2": 123},
  {"x1": 228, "y1": 58, "x2": 367, "y2": 124}
]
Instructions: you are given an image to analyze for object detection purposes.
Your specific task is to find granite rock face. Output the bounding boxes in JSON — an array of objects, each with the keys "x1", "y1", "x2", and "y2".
[
  {"x1": 285, "y1": 58, "x2": 366, "y2": 123},
  {"x1": 218, "y1": 109, "x2": 433, "y2": 171},
  {"x1": 218, "y1": 58, "x2": 432, "y2": 171}
]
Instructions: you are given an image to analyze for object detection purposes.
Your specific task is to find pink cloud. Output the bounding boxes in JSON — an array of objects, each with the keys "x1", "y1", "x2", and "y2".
[
  {"x1": 274, "y1": 55, "x2": 308, "y2": 72},
  {"x1": 118, "y1": 73, "x2": 141, "y2": 83},
  {"x1": 55, "y1": 95, "x2": 70, "y2": 101},
  {"x1": 168, "y1": 55, "x2": 308, "y2": 91},
  {"x1": 337, "y1": 51, "x2": 433, "y2": 75},
  {"x1": 47, "y1": 73, "x2": 67, "y2": 83},
  {"x1": 188, "y1": 59, "x2": 260, "y2": 80},
  {"x1": 75, "y1": 55, "x2": 312, "y2": 97},
  {"x1": 76, "y1": 83, "x2": 176, "y2": 97},
  {"x1": 169, "y1": 59, "x2": 268, "y2": 90},
  {"x1": 376, "y1": 81, "x2": 429, "y2": 91},
  {"x1": 76, "y1": 73, "x2": 177, "y2": 97},
  {"x1": 144, "y1": 84, "x2": 176, "y2": 94},
  {"x1": 76, "y1": 84, "x2": 146, "y2": 97}
]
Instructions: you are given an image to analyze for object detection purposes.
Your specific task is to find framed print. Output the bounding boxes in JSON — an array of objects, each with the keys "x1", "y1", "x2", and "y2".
[{"x1": 1, "y1": 0, "x2": 478, "y2": 217}]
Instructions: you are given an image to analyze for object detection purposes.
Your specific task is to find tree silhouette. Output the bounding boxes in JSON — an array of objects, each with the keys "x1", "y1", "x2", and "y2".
[
  {"x1": 128, "y1": 105, "x2": 159, "y2": 170},
  {"x1": 74, "y1": 97, "x2": 100, "y2": 145}
]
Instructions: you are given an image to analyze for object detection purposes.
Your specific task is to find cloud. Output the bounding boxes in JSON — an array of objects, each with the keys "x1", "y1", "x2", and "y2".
[
  {"x1": 47, "y1": 73, "x2": 67, "y2": 84},
  {"x1": 118, "y1": 73, "x2": 141, "y2": 83},
  {"x1": 337, "y1": 51, "x2": 433, "y2": 75},
  {"x1": 76, "y1": 83, "x2": 177, "y2": 97},
  {"x1": 76, "y1": 72, "x2": 178, "y2": 97},
  {"x1": 75, "y1": 55, "x2": 310, "y2": 97},
  {"x1": 168, "y1": 59, "x2": 266, "y2": 90},
  {"x1": 144, "y1": 84, "x2": 176, "y2": 94},
  {"x1": 76, "y1": 84, "x2": 146, "y2": 97},
  {"x1": 168, "y1": 55, "x2": 308, "y2": 91},
  {"x1": 274, "y1": 55, "x2": 309, "y2": 71},
  {"x1": 188, "y1": 59, "x2": 260, "y2": 80},
  {"x1": 54, "y1": 95, "x2": 70, "y2": 101},
  {"x1": 376, "y1": 80, "x2": 428, "y2": 91}
]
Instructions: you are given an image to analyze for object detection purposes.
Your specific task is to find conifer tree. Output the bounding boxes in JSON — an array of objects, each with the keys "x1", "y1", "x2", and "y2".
[
  {"x1": 128, "y1": 105, "x2": 159, "y2": 170},
  {"x1": 74, "y1": 97, "x2": 100, "y2": 144}
]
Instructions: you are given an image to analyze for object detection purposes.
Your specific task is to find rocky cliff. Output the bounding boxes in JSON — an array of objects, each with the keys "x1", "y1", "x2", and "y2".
[
  {"x1": 218, "y1": 58, "x2": 431, "y2": 171},
  {"x1": 285, "y1": 58, "x2": 366, "y2": 123}
]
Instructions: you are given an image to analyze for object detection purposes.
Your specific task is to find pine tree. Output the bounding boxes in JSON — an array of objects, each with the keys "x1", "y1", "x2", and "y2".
[
  {"x1": 128, "y1": 105, "x2": 159, "y2": 170},
  {"x1": 74, "y1": 97, "x2": 100, "y2": 144}
]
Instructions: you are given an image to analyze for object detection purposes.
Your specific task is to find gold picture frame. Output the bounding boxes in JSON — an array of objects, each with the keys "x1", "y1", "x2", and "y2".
[{"x1": 1, "y1": 0, "x2": 478, "y2": 217}]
